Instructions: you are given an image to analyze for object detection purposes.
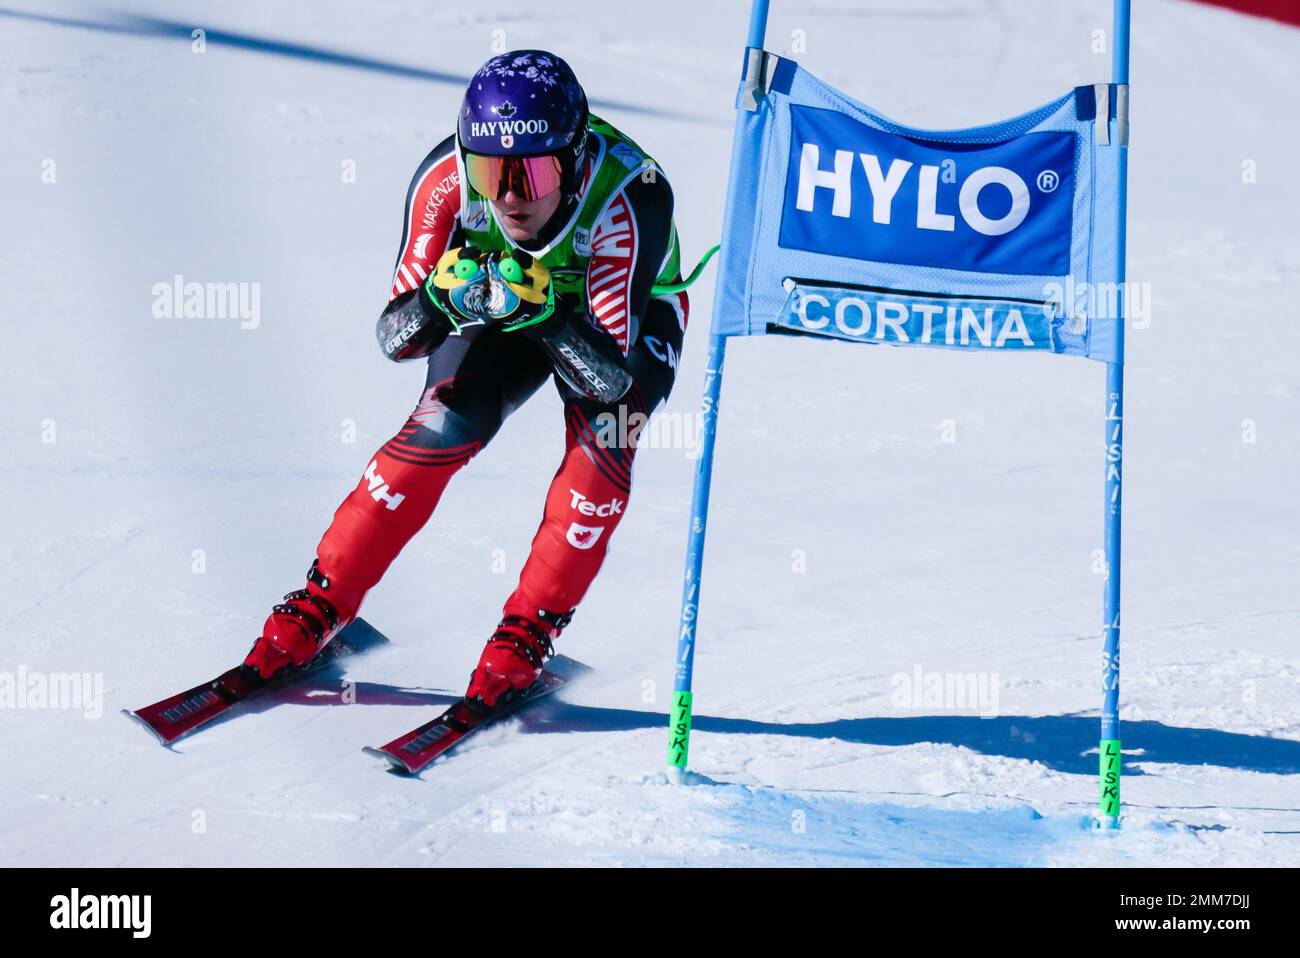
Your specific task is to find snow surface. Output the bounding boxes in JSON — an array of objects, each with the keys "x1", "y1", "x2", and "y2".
[{"x1": 2, "y1": 0, "x2": 1298, "y2": 867}]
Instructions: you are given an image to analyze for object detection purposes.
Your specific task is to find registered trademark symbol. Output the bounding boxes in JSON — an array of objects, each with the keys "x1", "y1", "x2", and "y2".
[{"x1": 1037, "y1": 170, "x2": 1060, "y2": 192}]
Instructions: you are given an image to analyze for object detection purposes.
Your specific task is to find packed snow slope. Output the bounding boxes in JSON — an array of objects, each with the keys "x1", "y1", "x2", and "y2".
[{"x1": 2, "y1": 0, "x2": 1298, "y2": 866}]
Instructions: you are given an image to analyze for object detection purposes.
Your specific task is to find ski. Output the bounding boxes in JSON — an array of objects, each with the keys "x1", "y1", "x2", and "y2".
[
  {"x1": 363, "y1": 654, "x2": 592, "y2": 775},
  {"x1": 123, "y1": 618, "x2": 389, "y2": 746}
]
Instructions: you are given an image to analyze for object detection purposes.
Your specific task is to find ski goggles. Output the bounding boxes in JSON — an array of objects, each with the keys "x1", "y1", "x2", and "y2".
[{"x1": 462, "y1": 151, "x2": 564, "y2": 202}]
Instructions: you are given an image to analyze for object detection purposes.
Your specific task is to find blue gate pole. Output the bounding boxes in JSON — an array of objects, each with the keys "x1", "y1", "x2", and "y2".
[
  {"x1": 1099, "y1": 0, "x2": 1131, "y2": 827},
  {"x1": 667, "y1": 0, "x2": 771, "y2": 782},
  {"x1": 666, "y1": 334, "x2": 727, "y2": 780}
]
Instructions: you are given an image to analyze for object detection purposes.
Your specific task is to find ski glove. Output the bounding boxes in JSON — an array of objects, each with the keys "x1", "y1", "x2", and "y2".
[
  {"x1": 426, "y1": 246, "x2": 630, "y2": 403},
  {"x1": 425, "y1": 246, "x2": 557, "y2": 334},
  {"x1": 378, "y1": 246, "x2": 559, "y2": 363}
]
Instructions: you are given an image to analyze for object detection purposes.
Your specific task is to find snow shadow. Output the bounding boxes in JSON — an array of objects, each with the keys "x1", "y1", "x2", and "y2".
[
  {"x1": 0, "y1": 7, "x2": 703, "y2": 121},
  {"x1": 518, "y1": 704, "x2": 1300, "y2": 777},
  {"x1": 147, "y1": 678, "x2": 454, "y2": 748}
]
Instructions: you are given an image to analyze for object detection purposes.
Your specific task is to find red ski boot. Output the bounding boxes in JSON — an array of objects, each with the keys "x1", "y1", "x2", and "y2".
[
  {"x1": 466, "y1": 608, "x2": 573, "y2": 708},
  {"x1": 244, "y1": 560, "x2": 362, "y2": 680}
]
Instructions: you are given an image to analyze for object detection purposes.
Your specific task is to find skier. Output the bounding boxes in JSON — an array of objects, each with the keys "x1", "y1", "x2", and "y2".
[{"x1": 243, "y1": 50, "x2": 688, "y2": 708}]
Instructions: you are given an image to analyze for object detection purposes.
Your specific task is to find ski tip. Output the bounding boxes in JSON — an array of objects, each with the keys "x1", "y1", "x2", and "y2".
[
  {"x1": 362, "y1": 745, "x2": 415, "y2": 776},
  {"x1": 120, "y1": 708, "x2": 172, "y2": 747}
]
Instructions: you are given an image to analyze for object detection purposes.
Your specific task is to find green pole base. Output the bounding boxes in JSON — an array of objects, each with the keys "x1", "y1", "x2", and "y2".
[
  {"x1": 1099, "y1": 737, "x2": 1121, "y2": 819},
  {"x1": 667, "y1": 690, "x2": 693, "y2": 771}
]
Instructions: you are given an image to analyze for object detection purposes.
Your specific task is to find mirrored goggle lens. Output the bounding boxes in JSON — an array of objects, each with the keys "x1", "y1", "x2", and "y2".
[{"x1": 463, "y1": 153, "x2": 564, "y2": 202}]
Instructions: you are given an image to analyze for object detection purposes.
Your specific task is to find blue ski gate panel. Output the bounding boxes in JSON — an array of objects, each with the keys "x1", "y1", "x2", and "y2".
[{"x1": 711, "y1": 54, "x2": 1126, "y2": 364}]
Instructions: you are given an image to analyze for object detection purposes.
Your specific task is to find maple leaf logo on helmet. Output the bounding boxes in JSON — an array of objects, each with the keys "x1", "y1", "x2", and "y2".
[{"x1": 494, "y1": 101, "x2": 517, "y2": 119}]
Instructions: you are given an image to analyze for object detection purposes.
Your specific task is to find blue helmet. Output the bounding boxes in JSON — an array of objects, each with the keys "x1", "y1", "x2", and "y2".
[{"x1": 458, "y1": 51, "x2": 589, "y2": 198}]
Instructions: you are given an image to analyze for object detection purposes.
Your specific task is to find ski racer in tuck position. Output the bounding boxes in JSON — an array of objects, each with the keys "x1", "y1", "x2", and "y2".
[{"x1": 242, "y1": 50, "x2": 689, "y2": 708}]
